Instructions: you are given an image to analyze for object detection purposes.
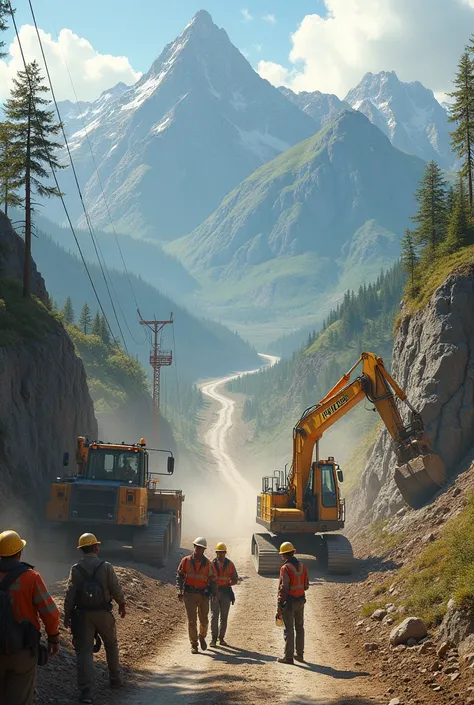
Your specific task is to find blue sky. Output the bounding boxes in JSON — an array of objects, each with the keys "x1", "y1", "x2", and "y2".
[{"x1": 11, "y1": 0, "x2": 325, "y2": 75}]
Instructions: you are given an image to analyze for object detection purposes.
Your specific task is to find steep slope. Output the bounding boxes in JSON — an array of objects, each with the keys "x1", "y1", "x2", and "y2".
[
  {"x1": 351, "y1": 255, "x2": 474, "y2": 526},
  {"x1": 280, "y1": 87, "x2": 350, "y2": 132},
  {"x1": 170, "y1": 111, "x2": 424, "y2": 330},
  {"x1": 51, "y1": 10, "x2": 316, "y2": 239},
  {"x1": 32, "y1": 231, "x2": 260, "y2": 381},
  {"x1": 345, "y1": 71, "x2": 453, "y2": 168},
  {"x1": 0, "y1": 213, "x2": 97, "y2": 518}
]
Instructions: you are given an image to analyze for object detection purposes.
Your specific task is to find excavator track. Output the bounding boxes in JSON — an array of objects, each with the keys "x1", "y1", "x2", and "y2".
[
  {"x1": 323, "y1": 534, "x2": 354, "y2": 575},
  {"x1": 132, "y1": 512, "x2": 173, "y2": 567},
  {"x1": 251, "y1": 533, "x2": 281, "y2": 575}
]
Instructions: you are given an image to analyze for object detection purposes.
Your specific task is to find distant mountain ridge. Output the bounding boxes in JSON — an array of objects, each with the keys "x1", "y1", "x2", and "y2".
[
  {"x1": 168, "y1": 111, "x2": 425, "y2": 332},
  {"x1": 51, "y1": 10, "x2": 316, "y2": 240},
  {"x1": 345, "y1": 71, "x2": 453, "y2": 168}
]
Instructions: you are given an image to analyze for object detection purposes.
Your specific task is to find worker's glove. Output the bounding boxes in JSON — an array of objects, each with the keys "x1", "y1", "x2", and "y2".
[
  {"x1": 211, "y1": 594, "x2": 218, "y2": 604},
  {"x1": 178, "y1": 593, "x2": 184, "y2": 603},
  {"x1": 118, "y1": 603, "x2": 126, "y2": 619}
]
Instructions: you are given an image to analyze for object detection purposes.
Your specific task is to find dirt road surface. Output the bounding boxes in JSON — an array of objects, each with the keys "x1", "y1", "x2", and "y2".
[{"x1": 123, "y1": 361, "x2": 383, "y2": 705}]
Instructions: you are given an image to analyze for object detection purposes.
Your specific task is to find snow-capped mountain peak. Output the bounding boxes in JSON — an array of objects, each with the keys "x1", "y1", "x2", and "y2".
[
  {"x1": 345, "y1": 70, "x2": 453, "y2": 168},
  {"x1": 53, "y1": 10, "x2": 316, "y2": 240}
]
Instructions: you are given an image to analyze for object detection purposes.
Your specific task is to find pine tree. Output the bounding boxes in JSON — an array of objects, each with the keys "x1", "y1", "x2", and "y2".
[
  {"x1": 411, "y1": 161, "x2": 447, "y2": 255},
  {"x1": 401, "y1": 229, "x2": 419, "y2": 294},
  {"x1": 0, "y1": 3, "x2": 11, "y2": 59},
  {"x1": 443, "y1": 177, "x2": 474, "y2": 254},
  {"x1": 79, "y1": 303, "x2": 92, "y2": 335},
  {"x1": 0, "y1": 121, "x2": 23, "y2": 215},
  {"x1": 62, "y1": 296, "x2": 74, "y2": 324},
  {"x1": 449, "y1": 52, "x2": 474, "y2": 208},
  {"x1": 99, "y1": 315, "x2": 111, "y2": 346},
  {"x1": 5, "y1": 60, "x2": 65, "y2": 297},
  {"x1": 92, "y1": 311, "x2": 101, "y2": 337},
  {"x1": 446, "y1": 184, "x2": 457, "y2": 218}
]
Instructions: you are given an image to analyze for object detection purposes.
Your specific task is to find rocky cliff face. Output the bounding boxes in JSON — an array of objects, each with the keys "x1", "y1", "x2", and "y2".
[
  {"x1": 350, "y1": 267, "x2": 474, "y2": 526},
  {"x1": 0, "y1": 213, "x2": 97, "y2": 522}
]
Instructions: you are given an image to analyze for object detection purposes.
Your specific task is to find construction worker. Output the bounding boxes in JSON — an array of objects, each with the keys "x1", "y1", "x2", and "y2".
[
  {"x1": 64, "y1": 533, "x2": 126, "y2": 704},
  {"x1": 276, "y1": 542, "x2": 309, "y2": 665},
  {"x1": 0, "y1": 529, "x2": 60, "y2": 705},
  {"x1": 210, "y1": 542, "x2": 238, "y2": 647},
  {"x1": 176, "y1": 537, "x2": 217, "y2": 654}
]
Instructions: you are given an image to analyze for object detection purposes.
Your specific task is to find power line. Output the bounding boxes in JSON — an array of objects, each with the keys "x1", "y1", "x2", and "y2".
[
  {"x1": 27, "y1": 0, "x2": 129, "y2": 352},
  {"x1": 7, "y1": 1, "x2": 116, "y2": 343},
  {"x1": 43, "y1": 10, "x2": 147, "y2": 347}
]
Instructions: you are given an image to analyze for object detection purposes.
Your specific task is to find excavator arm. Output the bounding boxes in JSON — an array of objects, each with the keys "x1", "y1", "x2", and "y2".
[{"x1": 290, "y1": 352, "x2": 446, "y2": 510}]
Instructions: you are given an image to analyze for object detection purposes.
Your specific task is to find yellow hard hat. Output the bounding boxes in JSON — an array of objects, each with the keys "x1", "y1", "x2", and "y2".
[
  {"x1": 215, "y1": 542, "x2": 227, "y2": 552},
  {"x1": 279, "y1": 541, "x2": 296, "y2": 554},
  {"x1": 0, "y1": 530, "x2": 27, "y2": 557},
  {"x1": 77, "y1": 533, "x2": 101, "y2": 549}
]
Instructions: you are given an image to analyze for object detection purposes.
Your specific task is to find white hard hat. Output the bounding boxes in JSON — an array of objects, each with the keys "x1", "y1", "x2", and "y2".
[{"x1": 193, "y1": 537, "x2": 207, "y2": 548}]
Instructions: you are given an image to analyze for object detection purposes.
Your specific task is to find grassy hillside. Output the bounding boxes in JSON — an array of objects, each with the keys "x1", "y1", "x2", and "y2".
[
  {"x1": 0, "y1": 278, "x2": 61, "y2": 347},
  {"x1": 169, "y1": 111, "x2": 424, "y2": 338}
]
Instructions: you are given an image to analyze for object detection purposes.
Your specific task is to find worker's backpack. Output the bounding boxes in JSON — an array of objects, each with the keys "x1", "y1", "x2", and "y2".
[
  {"x1": 75, "y1": 562, "x2": 108, "y2": 611},
  {"x1": 0, "y1": 565, "x2": 30, "y2": 655}
]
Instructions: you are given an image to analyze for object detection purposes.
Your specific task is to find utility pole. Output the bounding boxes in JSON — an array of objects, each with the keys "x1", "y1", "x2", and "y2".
[{"x1": 139, "y1": 311, "x2": 173, "y2": 446}]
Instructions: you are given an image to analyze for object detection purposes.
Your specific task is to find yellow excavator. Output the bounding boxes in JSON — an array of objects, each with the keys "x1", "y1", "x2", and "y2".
[
  {"x1": 252, "y1": 352, "x2": 446, "y2": 575},
  {"x1": 46, "y1": 436, "x2": 184, "y2": 566}
]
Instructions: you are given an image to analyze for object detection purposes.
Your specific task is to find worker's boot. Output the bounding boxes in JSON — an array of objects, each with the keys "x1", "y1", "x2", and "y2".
[
  {"x1": 191, "y1": 644, "x2": 199, "y2": 654},
  {"x1": 79, "y1": 689, "x2": 93, "y2": 704},
  {"x1": 277, "y1": 657, "x2": 294, "y2": 665},
  {"x1": 199, "y1": 635, "x2": 207, "y2": 651},
  {"x1": 294, "y1": 654, "x2": 305, "y2": 663},
  {"x1": 219, "y1": 638, "x2": 229, "y2": 646},
  {"x1": 210, "y1": 637, "x2": 217, "y2": 647},
  {"x1": 109, "y1": 676, "x2": 124, "y2": 688}
]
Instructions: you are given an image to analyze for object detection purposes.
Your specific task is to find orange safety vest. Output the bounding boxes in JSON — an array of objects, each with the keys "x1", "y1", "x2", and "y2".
[
  {"x1": 284, "y1": 560, "x2": 307, "y2": 598},
  {"x1": 213, "y1": 558, "x2": 235, "y2": 587},
  {"x1": 180, "y1": 556, "x2": 213, "y2": 590}
]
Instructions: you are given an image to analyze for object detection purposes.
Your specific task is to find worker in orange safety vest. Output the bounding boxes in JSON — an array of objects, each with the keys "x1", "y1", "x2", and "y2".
[
  {"x1": 0, "y1": 529, "x2": 60, "y2": 705},
  {"x1": 210, "y1": 542, "x2": 238, "y2": 647},
  {"x1": 276, "y1": 541, "x2": 309, "y2": 665},
  {"x1": 176, "y1": 537, "x2": 217, "y2": 654}
]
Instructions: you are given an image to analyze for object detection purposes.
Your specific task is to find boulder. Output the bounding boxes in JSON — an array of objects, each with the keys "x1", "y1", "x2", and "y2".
[
  {"x1": 390, "y1": 617, "x2": 427, "y2": 646},
  {"x1": 438, "y1": 599, "x2": 474, "y2": 646},
  {"x1": 459, "y1": 634, "x2": 474, "y2": 664},
  {"x1": 372, "y1": 608, "x2": 387, "y2": 621}
]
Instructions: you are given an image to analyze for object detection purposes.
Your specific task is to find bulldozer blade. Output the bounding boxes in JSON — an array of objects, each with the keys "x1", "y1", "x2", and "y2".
[{"x1": 394, "y1": 453, "x2": 446, "y2": 509}]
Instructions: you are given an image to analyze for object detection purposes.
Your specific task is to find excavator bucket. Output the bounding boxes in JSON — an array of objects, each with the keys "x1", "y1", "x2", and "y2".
[{"x1": 394, "y1": 453, "x2": 446, "y2": 509}]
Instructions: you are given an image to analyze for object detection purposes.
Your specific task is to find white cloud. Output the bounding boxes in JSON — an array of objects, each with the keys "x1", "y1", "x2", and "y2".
[
  {"x1": 262, "y1": 14, "x2": 277, "y2": 26},
  {"x1": 258, "y1": 0, "x2": 474, "y2": 98},
  {"x1": 240, "y1": 9, "x2": 253, "y2": 22},
  {"x1": 0, "y1": 25, "x2": 141, "y2": 102}
]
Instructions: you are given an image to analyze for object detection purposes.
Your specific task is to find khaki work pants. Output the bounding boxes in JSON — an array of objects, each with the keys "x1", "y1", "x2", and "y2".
[
  {"x1": 183, "y1": 592, "x2": 209, "y2": 646},
  {"x1": 0, "y1": 648, "x2": 37, "y2": 705},
  {"x1": 211, "y1": 590, "x2": 232, "y2": 640},
  {"x1": 73, "y1": 610, "x2": 121, "y2": 692},
  {"x1": 282, "y1": 598, "x2": 305, "y2": 659}
]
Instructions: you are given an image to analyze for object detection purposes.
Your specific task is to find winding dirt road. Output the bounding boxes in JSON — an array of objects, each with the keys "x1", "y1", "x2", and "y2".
[{"x1": 127, "y1": 358, "x2": 382, "y2": 705}]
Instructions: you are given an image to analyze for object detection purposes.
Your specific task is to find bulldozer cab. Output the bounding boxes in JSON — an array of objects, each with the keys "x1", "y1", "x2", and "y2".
[{"x1": 84, "y1": 444, "x2": 146, "y2": 486}]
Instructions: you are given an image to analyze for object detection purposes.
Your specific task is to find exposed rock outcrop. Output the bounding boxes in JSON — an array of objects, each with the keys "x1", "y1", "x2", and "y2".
[
  {"x1": 0, "y1": 213, "x2": 97, "y2": 523},
  {"x1": 350, "y1": 267, "x2": 474, "y2": 525}
]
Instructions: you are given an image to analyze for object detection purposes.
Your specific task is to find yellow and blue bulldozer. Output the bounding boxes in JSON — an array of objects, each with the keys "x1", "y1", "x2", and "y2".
[{"x1": 46, "y1": 436, "x2": 184, "y2": 566}]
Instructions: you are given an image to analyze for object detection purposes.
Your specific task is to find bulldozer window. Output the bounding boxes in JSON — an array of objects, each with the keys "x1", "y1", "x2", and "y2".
[
  {"x1": 320, "y1": 464, "x2": 337, "y2": 508},
  {"x1": 87, "y1": 450, "x2": 142, "y2": 484}
]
